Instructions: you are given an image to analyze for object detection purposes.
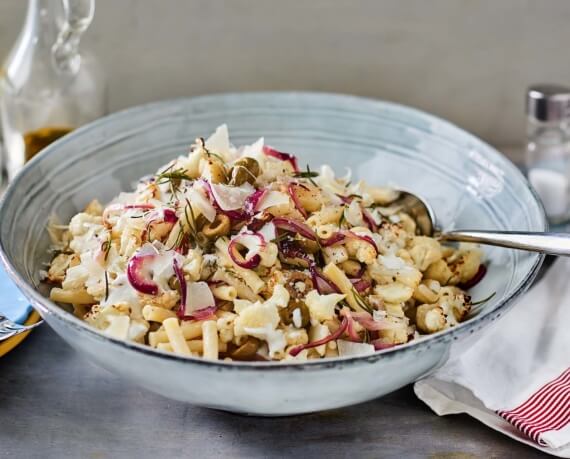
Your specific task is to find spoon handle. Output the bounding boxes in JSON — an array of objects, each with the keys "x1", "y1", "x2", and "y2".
[{"x1": 440, "y1": 230, "x2": 570, "y2": 256}]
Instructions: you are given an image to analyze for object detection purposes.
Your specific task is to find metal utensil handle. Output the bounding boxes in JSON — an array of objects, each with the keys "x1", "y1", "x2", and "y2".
[{"x1": 440, "y1": 230, "x2": 570, "y2": 256}]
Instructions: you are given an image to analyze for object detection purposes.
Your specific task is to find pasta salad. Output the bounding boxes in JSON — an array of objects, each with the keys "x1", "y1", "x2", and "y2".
[{"x1": 45, "y1": 125, "x2": 487, "y2": 362}]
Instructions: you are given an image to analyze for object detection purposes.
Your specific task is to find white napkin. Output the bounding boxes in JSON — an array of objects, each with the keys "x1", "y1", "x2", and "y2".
[{"x1": 415, "y1": 257, "x2": 570, "y2": 457}]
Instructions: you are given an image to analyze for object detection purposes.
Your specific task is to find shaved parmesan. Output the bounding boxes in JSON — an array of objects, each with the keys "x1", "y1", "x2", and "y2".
[
  {"x1": 240, "y1": 137, "x2": 264, "y2": 158},
  {"x1": 186, "y1": 186, "x2": 216, "y2": 222},
  {"x1": 257, "y1": 222, "x2": 276, "y2": 242},
  {"x1": 210, "y1": 182, "x2": 254, "y2": 211},
  {"x1": 337, "y1": 340, "x2": 375, "y2": 357},
  {"x1": 205, "y1": 124, "x2": 232, "y2": 159},
  {"x1": 257, "y1": 191, "x2": 290, "y2": 211},
  {"x1": 184, "y1": 281, "x2": 215, "y2": 314}
]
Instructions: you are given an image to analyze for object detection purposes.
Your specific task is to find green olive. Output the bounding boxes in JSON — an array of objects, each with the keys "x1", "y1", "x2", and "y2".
[
  {"x1": 230, "y1": 336, "x2": 261, "y2": 360},
  {"x1": 206, "y1": 160, "x2": 228, "y2": 184},
  {"x1": 229, "y1": 157, "x2": 260, "y2": 186},
  {"x1": 217, "y1": 301, "x2": 234, "y2": 312},
  {"x1": 279, "y1": 299, "x2": 310, "y2": 328},
  {"x1": 202, "y1": 214, "x2": 231, "y2": 238},
  {"x1": 195, "y1": 232, "x2": 212, "y2": 250},
  {"x1": 284, "y1": 272, "x2": 312, "y2": 299},
  {"x1": 168, "y1": 275, "x2": 180, "y2": 291},
  {"x1": 298, "y1": 239, "x2": 320, "y2": 254}
]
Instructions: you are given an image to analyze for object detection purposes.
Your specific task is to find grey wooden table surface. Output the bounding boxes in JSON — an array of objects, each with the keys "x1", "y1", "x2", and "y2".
[{"x1": 0, "y1": 326, "x2": 546, "y2": 459}]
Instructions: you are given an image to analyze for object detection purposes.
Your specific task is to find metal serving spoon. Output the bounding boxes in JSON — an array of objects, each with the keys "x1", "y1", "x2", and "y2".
[{"x1": 393, "y1": 190, "x2": 570, "y2": 256}]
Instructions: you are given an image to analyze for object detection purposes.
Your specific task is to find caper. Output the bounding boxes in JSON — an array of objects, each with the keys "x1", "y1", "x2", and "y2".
[
  {"x1": 279, "y1": 299, "x2": 310, "y2": 328},
  {"x1": 229, "y1": 157, "x2": 260, "y2": 186},
  {"x1": 230, "y1": 336, "x2": 261, "y2": 360}
]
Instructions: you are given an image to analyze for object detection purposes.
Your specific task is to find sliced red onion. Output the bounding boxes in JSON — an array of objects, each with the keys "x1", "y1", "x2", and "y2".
[
  {"x1": 103, "y1": 203, "x2": 155, "y2": 224},
  {"x1": 173, "y1": 258, "x2": 187, "y2": 316},
  {"x1": 341, "y1": 310, "x2": 363, "y2": 342},
  {"x1": 279, "y1": 239, "x2": 311, "y2": 267},
  {"x1": 247, "y1": 213, "x2": 274, "y2": 232},
  {"x1": 336, "y1": 194, "x2": 355, "y2": 204},
  {"x1": 319, "y1": 231, "x2": 378, "y2": 253},
  {"x1": 309, "y1": 263, "x2": 340, "y2": 294},
  {"x1": 372, "y1": 340, "x2": 397, "y2": 351},
  {"x1": 362, "y1": 208, "x2": 378, "y2": 232},
  {"x1": 350, "y1": 278, "x2": 372, "y2": 293},
  {"x1": 272, "y1": 217, "x2": 317, "y2": 241},
  {"x1": 228, "y1": 232, "x2": 265, "y2": 269},
  {"x1": 262, "y1": 145, "x2": 300, "y2": 173},
  {"x1": 244, "y1": 188, "x2": 268, "y2": 216},
  {"x1": 320, "y1": 232, "x2": 346, "y2": 247},
  {"x1": 346, "y1": 317, "x2": 362, "y2": 342},
  {"x1": 124, "y1": 204, "x2": 155, "y2": 210},
  {"x1": 145, "y1": 208, "x2": 178, "y2": 225},
  {"x1": 289, "y1": 317, "x2": 348, "y2": 356},
  {"x1": 459, "y1": 264, "x2": 487, "y2": 290},
  {"x1": 350, "y1": 311, "x2": 397, "y2": 331},
  {"x1": 347, "y1": 232, "x2": 379, "y2": 253},
  {"x1": 181, "y1": 305, "x2": 218, "y2": 321},
  {"x1": 127, "y1": 246, "x2": 159, "y2": 295},
  {"x1": 288, "y1": 183, "x2": 308, "y2": 218}
]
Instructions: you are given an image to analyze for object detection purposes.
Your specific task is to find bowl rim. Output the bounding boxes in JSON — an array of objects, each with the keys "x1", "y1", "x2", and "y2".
[{"x1": 0, "y1": 91, "x2": 547, "y2": 371}]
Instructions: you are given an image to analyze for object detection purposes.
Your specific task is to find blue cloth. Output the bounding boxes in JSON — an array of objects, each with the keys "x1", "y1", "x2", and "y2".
[{"x1": 0, "y1": 266, "x2": 32, "y2": 324}]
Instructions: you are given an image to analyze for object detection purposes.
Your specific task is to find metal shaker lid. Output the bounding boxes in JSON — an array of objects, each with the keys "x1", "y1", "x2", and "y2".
[{"x1": 527, "y1": 84, "x2": 570, "y2": 122}]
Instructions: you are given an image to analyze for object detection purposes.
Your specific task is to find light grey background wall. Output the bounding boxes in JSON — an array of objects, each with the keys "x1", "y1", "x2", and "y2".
[{"x1": 1, "y1": 0, "x2": 569, "y2": 149}]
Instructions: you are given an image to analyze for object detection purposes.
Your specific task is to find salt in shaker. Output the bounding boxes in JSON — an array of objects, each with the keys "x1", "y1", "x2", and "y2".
[{"x1": 526, "y1": 85, "x2": 570, "y2": 224}]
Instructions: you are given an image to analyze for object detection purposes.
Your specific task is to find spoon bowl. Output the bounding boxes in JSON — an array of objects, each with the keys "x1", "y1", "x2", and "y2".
[{"x1": 396, "y1": 189, "x2": 570, "y2": 256}]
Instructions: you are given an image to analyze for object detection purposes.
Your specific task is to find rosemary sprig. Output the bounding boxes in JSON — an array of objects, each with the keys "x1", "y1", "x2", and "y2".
[
  {"x1": 197, "y1": 137, "x2": 226, "y2": 164},
  {"x1": 101, "y1": 239, "x2": 112, "y2": 262},
  {"x1": 104, "y1": 271, "x2": 109, "y2": 302},
  {"x1": 166, "y1": 226, "x2": 187, "y2": 252},
  {"x1": 156, "y1": 169, "x2": 193, "y2": 183},
  {"x1": 470, "y1": 291, "x2": 496, "y2": 307},
  {"x1": 351, "y1": 287, "x2": 374, "y2": 314},
  {"x1": 338, "y1": 205, "x2": 347, "y2": 228},
  {"x1": 294, "y1": 165, "x2": 319, "y2": 187}
]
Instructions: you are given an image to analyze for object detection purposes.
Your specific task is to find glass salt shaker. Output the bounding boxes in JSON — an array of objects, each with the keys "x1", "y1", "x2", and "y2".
[
  {"x1": 526, "y1": 85, "x2": 570, "y2": 224},
  {"x1": 0, "y1": 0, "x2": 106, "y2": 182}
]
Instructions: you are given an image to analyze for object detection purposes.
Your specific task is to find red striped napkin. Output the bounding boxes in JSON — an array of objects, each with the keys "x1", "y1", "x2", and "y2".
[
  {"x1": 415, "y1": 257, "x2": 570, "y2": 457},
  {"x1": 497, "y1": 368, "x2": 570, "y2": 447}
]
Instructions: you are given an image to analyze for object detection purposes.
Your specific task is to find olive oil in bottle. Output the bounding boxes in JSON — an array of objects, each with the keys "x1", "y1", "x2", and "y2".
[
  {"x1": 0, "y1": 0, "x2": 106, "y2": 181},
  {"x1": 23, "y1": 126, "x2": 73, "y2": 162}
]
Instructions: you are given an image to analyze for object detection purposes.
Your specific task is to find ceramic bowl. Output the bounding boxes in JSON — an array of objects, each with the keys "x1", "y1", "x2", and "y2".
[{"x1": 0, "y1": 93, "x2": 545, "y2": 415}]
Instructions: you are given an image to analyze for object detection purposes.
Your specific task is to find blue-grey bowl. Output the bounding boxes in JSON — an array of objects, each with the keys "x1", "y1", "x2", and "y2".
[{"x1": 0, "y1": 92, "x2": 545, "y2": 415}]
